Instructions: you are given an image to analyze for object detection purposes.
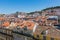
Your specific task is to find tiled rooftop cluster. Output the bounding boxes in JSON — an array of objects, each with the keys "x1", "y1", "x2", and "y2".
[{"x1": 0, "y1": 6, "x2": 60, "y2": 38}]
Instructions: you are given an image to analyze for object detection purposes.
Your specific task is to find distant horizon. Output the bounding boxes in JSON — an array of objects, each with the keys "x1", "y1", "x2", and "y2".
[
  {"x1": 0, "y1": 0, "x2": 60, "y2": 14},
  {"x1": 1, "y1": 6, "x2": 60, "y2": 15}
]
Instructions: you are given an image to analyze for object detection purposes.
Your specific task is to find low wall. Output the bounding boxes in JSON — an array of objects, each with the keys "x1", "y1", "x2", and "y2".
[{"x1": 34, "y1": 34, "x2": 60, "y2": 40}]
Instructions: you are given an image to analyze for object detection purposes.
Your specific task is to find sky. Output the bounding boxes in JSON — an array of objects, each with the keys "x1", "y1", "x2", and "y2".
[{"x1": 0, "y1": 0, "x2": 60, "y2": 14}]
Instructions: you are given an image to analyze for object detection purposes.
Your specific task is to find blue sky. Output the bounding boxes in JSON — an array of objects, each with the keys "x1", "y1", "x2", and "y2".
[{"x1": 0, "y1": 0, "x2": 60, "y2": 14}]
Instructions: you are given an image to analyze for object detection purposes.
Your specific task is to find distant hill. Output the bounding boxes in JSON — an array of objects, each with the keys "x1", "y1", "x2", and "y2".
[
  {"x1": 41, "y1": 6, "x2": 60, "y2": 16},
  {"x1": 27, "y1": 11, "x2": 42, "y2": 15}
]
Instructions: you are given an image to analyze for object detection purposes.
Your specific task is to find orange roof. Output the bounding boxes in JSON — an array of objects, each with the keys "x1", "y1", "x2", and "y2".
[
  {"x1": 0, "y1": 17, "x2": 5, "y2": 20},
  {"x1": 24, "y1": 21, "x2": 35, "y2": 30},
  {"x1": 17, "y1": 21, "x2": 35, "y2": 30},
  {"x1": 2, "y1": 21, "x2": 10, "y2": 27},
  {"x1": 19, "y1": 23, "x2": 25, "y2": 28}
]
